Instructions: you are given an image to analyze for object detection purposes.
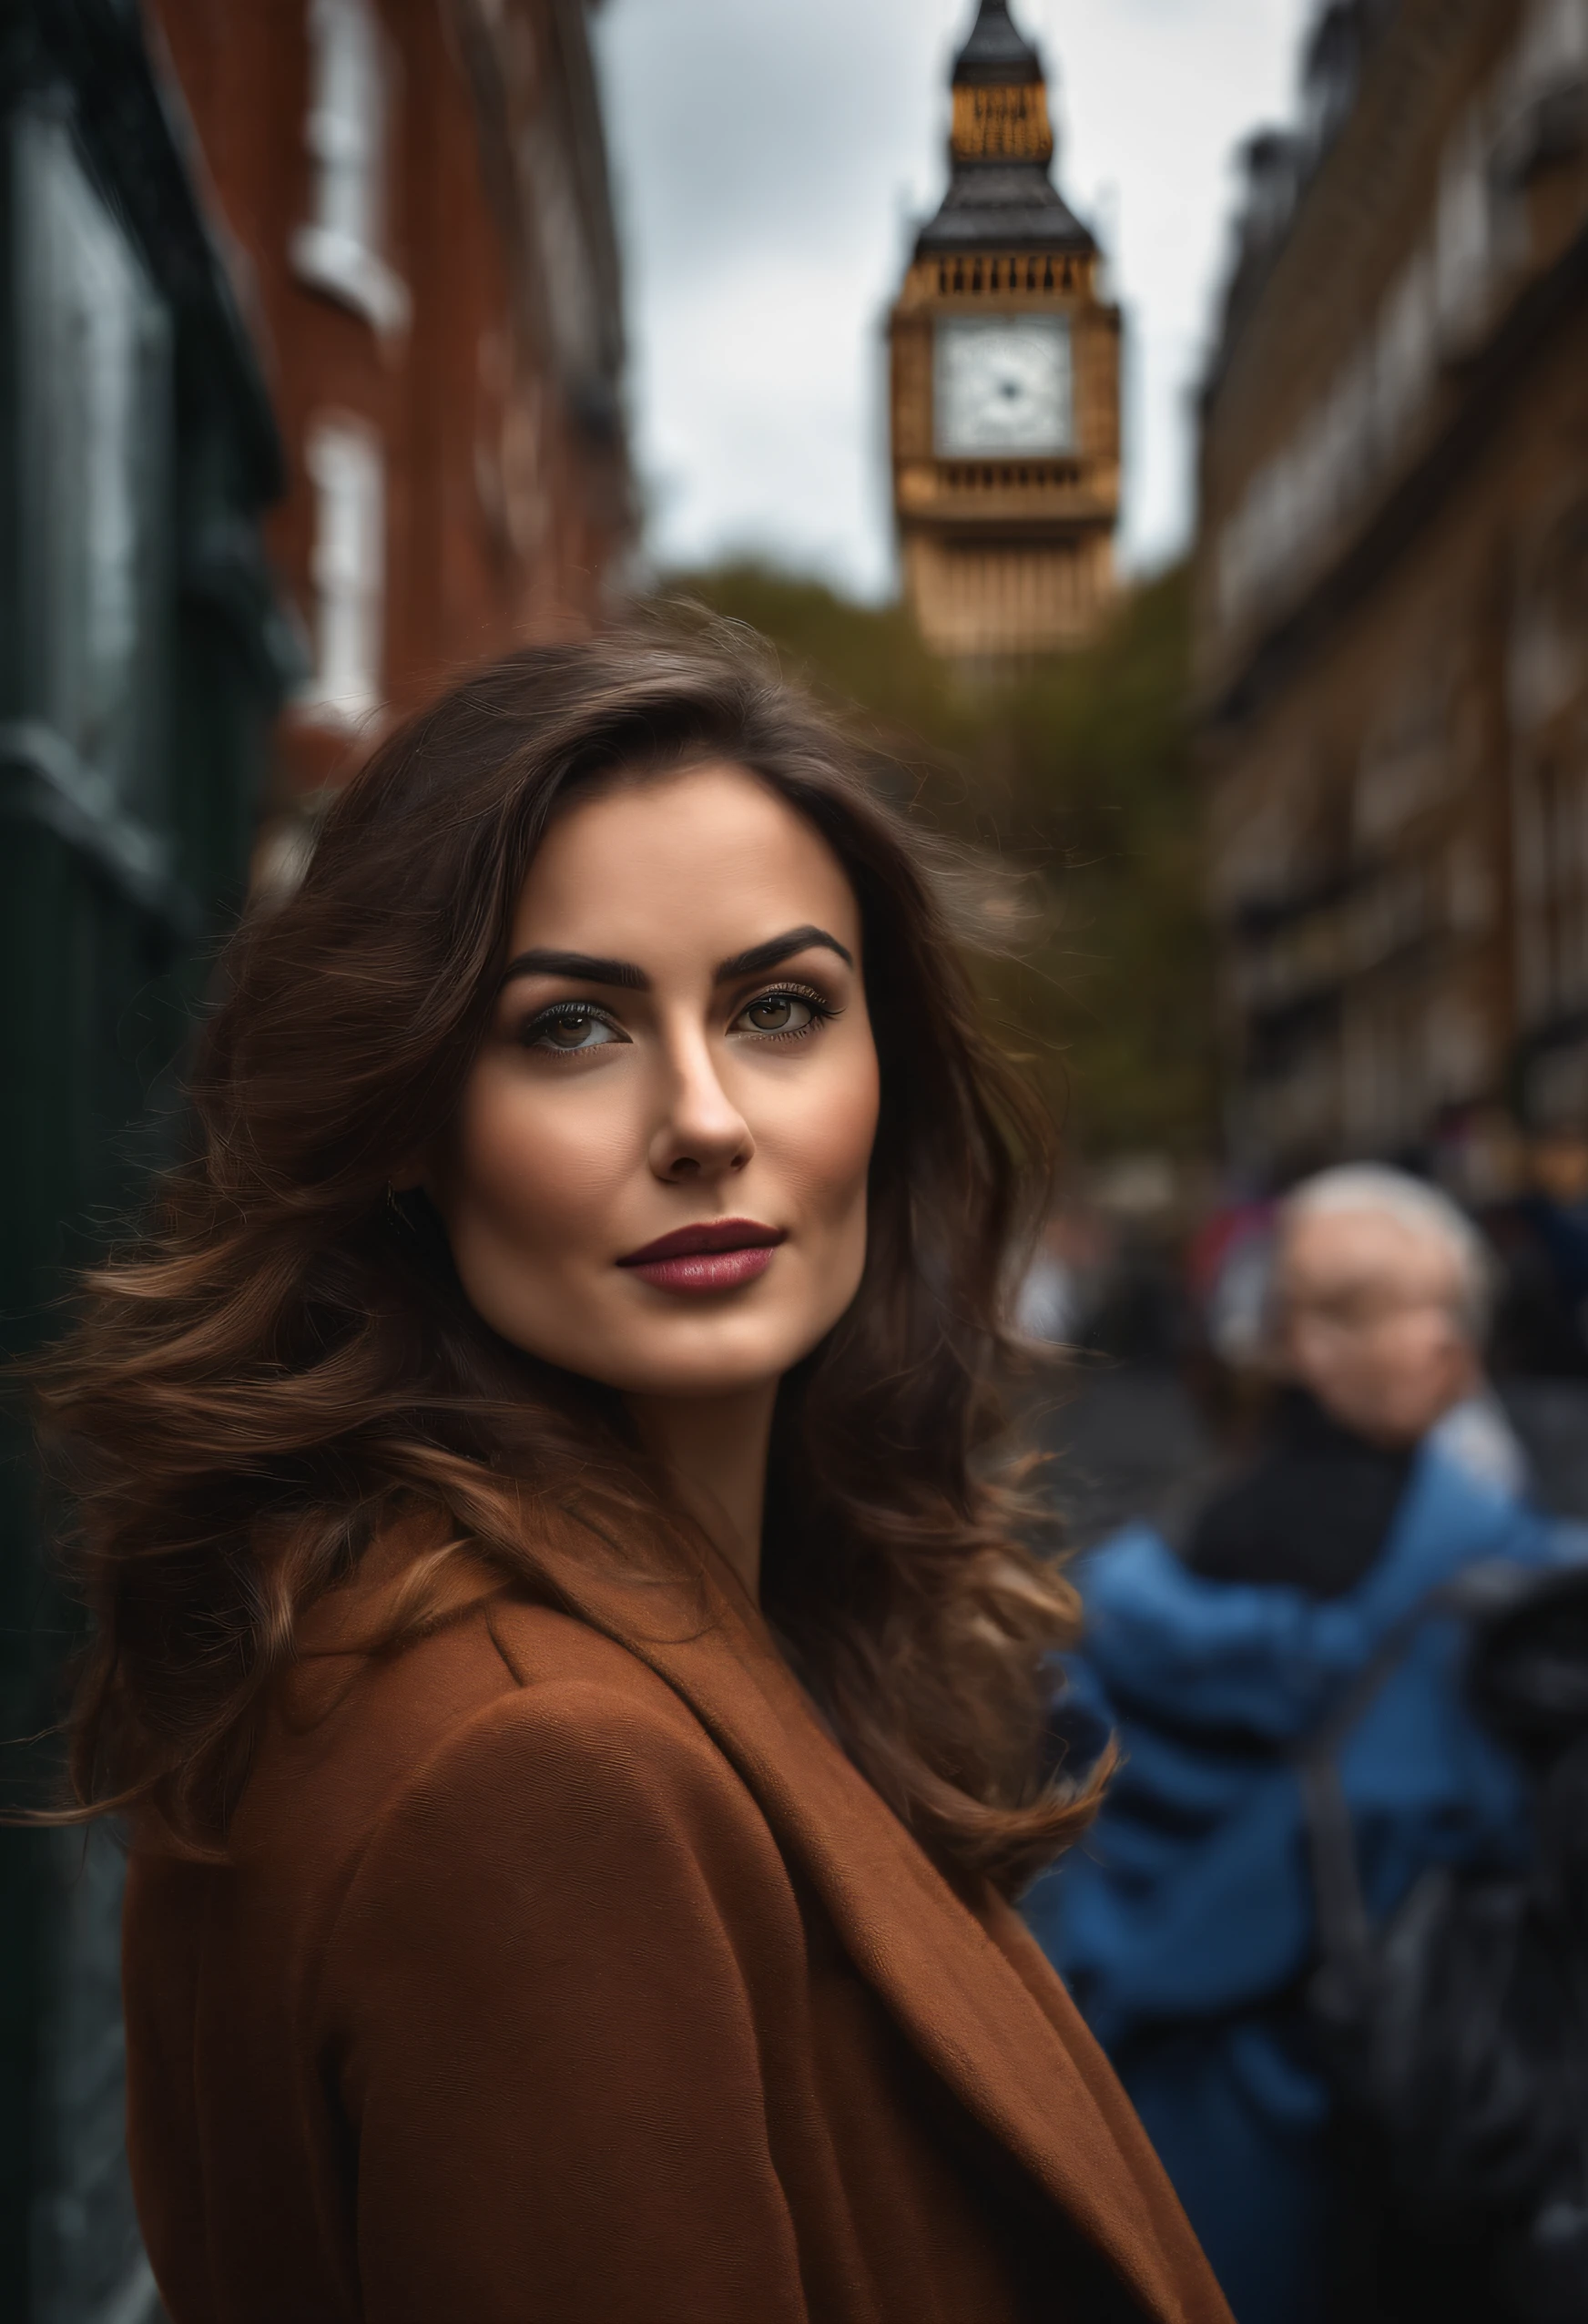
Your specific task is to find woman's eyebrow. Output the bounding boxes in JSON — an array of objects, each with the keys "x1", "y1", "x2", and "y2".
[
  {"x1": 497, "y1": 925, "x2": 853, "y2": 995},
  {"x1": 715, "y1": 926, "x2": 854, "y2": 982},
  {"x1": 498, "y1": 949, "x2": 649, "y2": 992}
]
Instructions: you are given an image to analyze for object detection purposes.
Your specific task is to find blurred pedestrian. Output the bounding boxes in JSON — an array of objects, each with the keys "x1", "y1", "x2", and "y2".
[
  {"x1": 1026, "y1": 1166, "x2": 1580, "y2": 2324},
  {"x1": 1486, "y1": 1124, "x2": 1588, "y2": 1377},
  {"x1": 1015, "y1": 1202, "x2": 1112, "y2": 1347}
]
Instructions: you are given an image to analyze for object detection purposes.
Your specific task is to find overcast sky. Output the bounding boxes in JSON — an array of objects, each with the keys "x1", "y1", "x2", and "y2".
[{"x1": 591, "y1": 0, "x2": 1312, "y2": 599}]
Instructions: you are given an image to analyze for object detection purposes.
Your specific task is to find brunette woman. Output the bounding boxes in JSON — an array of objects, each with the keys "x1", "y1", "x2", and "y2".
[{"x1": 38, "y1": 627, "x2": 1229, "y2": 2324}]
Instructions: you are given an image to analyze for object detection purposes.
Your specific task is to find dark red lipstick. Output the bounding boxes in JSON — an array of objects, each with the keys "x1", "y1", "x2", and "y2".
[{"x1": 616, "y1": 1218, "x2": 785, "y2": 1295}]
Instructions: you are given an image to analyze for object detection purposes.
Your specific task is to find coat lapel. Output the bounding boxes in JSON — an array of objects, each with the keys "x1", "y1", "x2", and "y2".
[{"x1": 524, "y1": 1505, "x2": 1228, "y2": 2324}]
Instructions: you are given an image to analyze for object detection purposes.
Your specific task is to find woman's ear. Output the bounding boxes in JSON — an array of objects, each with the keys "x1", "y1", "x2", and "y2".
[{"x1": 389, "y1": 1147, "x2": 433, "y2": 1200}]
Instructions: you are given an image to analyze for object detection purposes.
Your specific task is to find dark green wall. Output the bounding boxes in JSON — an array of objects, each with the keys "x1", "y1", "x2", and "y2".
[{"x1": 0, "y1": 6, "x2": 291, "y2": 2315}]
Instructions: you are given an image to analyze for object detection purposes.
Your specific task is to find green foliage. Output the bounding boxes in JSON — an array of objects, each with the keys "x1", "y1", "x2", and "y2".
[{"x1": 659, "y1": 561, "x2": 1216, "y2": 1160}]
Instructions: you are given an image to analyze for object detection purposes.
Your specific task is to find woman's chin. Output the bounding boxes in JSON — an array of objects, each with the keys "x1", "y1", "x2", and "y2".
[
  {"x1": 608, "y1": 1349, "x2": 804, "y2": 1404},
  {"x1": 489, "y1": 1291, "x2": 847, "y2": 1404}
]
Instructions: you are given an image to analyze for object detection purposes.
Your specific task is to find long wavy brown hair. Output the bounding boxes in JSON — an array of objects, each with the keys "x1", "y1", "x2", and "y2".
[{"x1": 35, "y1": 618, "x2": 1103, "y2": 1895}]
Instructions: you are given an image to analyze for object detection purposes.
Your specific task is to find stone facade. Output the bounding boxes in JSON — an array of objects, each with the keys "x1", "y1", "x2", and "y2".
[
  {"x1": 1198, "y1": 0, "x2": 1588, "y2": 1183},
  {"x1": 889, "y1": 0, "x2": 1120, "y2": 661}
]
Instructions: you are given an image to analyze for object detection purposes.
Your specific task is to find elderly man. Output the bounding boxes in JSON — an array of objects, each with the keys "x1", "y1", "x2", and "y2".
[{"x1": 1027, "y1": 1167, "x2": 1573, "y2": 2324}]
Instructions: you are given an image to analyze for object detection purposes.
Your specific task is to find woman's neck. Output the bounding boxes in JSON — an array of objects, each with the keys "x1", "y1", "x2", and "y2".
[{"x1": 625, "y1": 1382, "x2": 778, "y2": 1603}]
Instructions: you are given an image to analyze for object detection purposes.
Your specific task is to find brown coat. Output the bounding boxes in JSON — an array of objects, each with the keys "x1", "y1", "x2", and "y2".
[{"x1": 123, "y1": 1509, "x2": 1232, "y2": 2324}]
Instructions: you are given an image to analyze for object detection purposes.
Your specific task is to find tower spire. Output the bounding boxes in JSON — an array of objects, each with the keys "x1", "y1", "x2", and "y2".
[
  {"x1": 917, "y1": 0, "x2": 1091, "y2": 256},
  {"x1": 956, "y1": 1, "x2": 1043, "y2": 85}
]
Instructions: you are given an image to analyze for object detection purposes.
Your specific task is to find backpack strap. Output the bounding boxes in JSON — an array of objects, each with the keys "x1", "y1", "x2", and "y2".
[{"x1": 1297, "y1": 1562, "x2": 1537, "y2": 1995}]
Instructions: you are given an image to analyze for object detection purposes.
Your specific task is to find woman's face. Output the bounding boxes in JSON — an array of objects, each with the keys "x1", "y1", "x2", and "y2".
[{"x1": 428, "y1": 762, "x2": 881, "y2": 1400}]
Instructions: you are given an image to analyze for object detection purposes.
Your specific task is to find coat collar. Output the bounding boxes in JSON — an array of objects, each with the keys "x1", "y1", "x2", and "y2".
[{"x1": 506, "y1": 1499, "x2": 1227, "y2": 2324}]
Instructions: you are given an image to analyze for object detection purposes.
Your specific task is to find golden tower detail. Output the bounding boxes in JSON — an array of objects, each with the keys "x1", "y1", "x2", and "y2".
[{"x1": 891, "y1": 0, "x2": 1121, "y2": 661}]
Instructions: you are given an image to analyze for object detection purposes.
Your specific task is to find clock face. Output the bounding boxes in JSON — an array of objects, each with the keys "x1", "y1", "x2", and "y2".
[{"x1": 933, "y1": 316, "x2": 1074, "y2": 457}]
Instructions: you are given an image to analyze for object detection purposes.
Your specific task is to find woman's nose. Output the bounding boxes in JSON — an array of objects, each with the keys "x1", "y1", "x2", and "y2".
[{"x1": 648, "y1": 1035, "x2": 754, "y2": 1184}]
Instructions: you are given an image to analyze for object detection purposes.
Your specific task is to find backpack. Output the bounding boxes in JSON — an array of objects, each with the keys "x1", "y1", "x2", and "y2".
[{"x1": 1300, "y1": 1559, "x2": 1588, "y2": 2324}]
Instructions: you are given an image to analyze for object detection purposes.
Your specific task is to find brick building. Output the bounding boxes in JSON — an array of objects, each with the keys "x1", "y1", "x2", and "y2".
[
  {"x1": 152, "y1": 0, "x2": 633, "y2": 869},
  {"x1": 1197, "y1": 0, "x2": 1588, "y2": 1186}
]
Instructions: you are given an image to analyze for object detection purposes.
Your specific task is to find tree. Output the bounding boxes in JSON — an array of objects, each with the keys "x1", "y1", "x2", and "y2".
[{"x1": 662, "y1": 563, "x2": 1216, "y2": 1162}]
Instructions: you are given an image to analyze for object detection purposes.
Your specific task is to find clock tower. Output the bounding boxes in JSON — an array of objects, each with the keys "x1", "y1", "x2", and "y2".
[{"x1": 890, "y1": 0, "x2": 1121, "y2": 661}]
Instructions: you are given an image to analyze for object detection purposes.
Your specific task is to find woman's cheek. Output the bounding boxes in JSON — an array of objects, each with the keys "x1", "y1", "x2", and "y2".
[
  {"x1": 470, "y1": 1072, "x2": 627, "y2": 1239},
  {"x1": 803, "y1": 1046, "x2": 880, "y2": 1215}
]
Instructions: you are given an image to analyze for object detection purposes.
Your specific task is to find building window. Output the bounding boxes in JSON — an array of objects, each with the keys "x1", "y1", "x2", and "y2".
[
  {"x1": 290, "y1": 0, "x2": 410, "y2": 340},
  {"x1": 299, "y1": 415, "x2": 384, "y2": 727}
]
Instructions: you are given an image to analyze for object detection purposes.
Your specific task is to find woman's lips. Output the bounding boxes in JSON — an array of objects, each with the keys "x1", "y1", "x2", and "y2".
[{"x1": 617, "y1": 1218, "x2": 786, "y2": 1295}]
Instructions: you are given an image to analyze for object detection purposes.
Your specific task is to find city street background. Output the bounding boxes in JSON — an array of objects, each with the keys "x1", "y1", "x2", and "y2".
[{"x1": 7, "y1": 4, "x2": 1588, "y2": 2320}]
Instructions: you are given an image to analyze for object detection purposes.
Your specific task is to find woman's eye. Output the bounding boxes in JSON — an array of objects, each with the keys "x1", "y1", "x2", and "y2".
[
  {"x1": 736, "y1": 991, "x2": 822, "y2": 1038},
  {"x1": 526, "y1": 1007, "x2": 623, "y2": 1054}
]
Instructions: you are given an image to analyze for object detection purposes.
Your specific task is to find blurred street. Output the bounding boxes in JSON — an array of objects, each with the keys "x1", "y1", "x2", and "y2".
[
  {"x1": 1044, "y1": 1366, "x2": 1217, "y2": 1549},
  {"x1": 1045, "y1": 1361, "x2": 1588, "y2": 1554}
]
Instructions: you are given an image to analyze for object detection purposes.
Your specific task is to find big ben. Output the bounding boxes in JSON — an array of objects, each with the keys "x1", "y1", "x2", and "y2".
[{"x1": 890, "y1": 1, "x2": 1121, "y2": 661}]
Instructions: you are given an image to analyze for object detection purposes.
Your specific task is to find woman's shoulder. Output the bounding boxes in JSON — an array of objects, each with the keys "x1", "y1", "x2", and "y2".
[
  {"x1": 226, "y1": 1523, "x2": 734, "y2": 1891},
  {"x1": 123, "y1": 1524, "x2": 801, "y2": 2165}
]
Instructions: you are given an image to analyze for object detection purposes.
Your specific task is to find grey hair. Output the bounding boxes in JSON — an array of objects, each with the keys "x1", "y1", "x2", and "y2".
[{"x1": 1278, "y1": 1164, "x2": 1496, "y2": 1339}]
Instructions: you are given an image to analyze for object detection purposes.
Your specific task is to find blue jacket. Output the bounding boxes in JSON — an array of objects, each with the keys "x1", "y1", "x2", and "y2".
[{"x1": 1024, "y1": 1447, "x2": 1578, "y2": 2324}]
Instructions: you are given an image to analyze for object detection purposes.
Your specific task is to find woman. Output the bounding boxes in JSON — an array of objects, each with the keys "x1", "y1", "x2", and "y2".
[{"x1": 39, "y1": 627, "x2": 1227, "y2": 2324}]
